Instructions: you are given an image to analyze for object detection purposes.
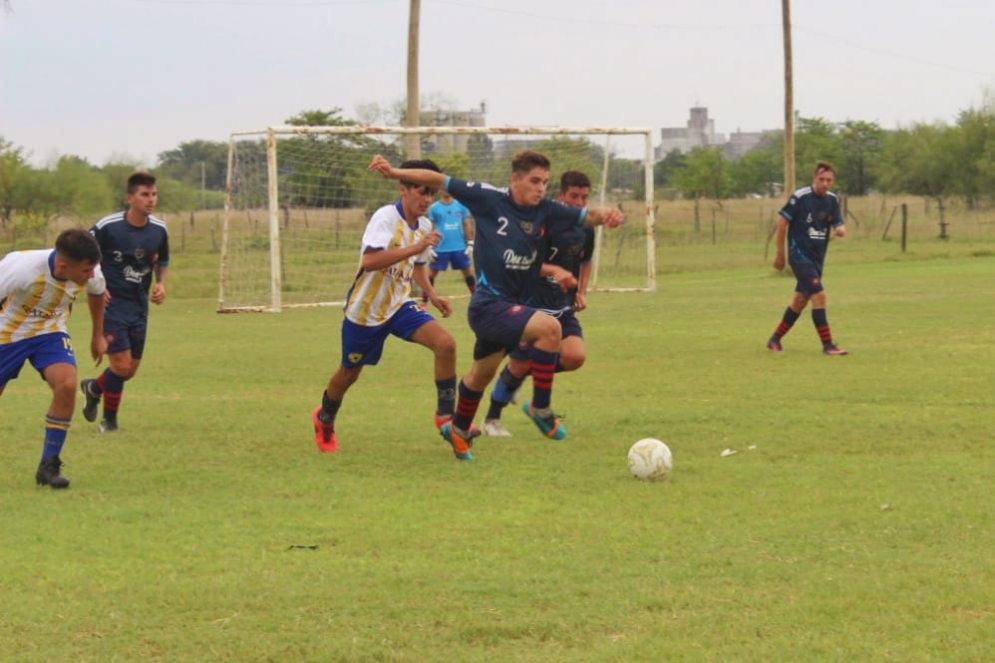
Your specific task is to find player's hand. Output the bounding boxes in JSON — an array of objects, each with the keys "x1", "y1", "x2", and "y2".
[
  {"x1": 773, "y1": 254, "x2": 786, "y2": 271},
  {"x1": 552, "y1": 267, "x2": 577, "y2": 292},
  {"x1": 602, "y1": 208, "x2": 625, "y2": 228},
  {"x1": 151, "y1": 283, "x2": 166, "y2": 305},
  {"x1": 573, "y1": 292, "x2": 587, "y2": 312},
  {"x1": 368, "y1": 155, "x2": 393, "y2": 178},
  {"x1": 431, "y1": 296, "x2": 452, "y2": 318},
  {"x1": 464, "y1": 240, "x2": 474, "y2": 257},
  {"x1": 834, "y1": 225, "x2": 847, "y2": 238},
  {"x1": 91, "y1": 335, "x2": 107, "y2": 366}
]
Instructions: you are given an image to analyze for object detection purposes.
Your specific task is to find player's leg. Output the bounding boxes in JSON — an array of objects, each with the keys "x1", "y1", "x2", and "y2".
[
  {"x1": 768, "y1": 264, "x2": 815, "y2": 352},
  {"x1": 482, "y1": 353, "x2": 529, "y2": 437},
  {"x1": 518, "y1": 312, "x2": 567, "y2": 440},
  {"x1": 451, "y1": 250, "x2": 475, "y2": 294},
  {"x1": 555, "y1": 313, "x2": 586, "y2": 372},
  {"x1": 313, "y1": 318, "x2": 386, "y2": 452},
  {"x1": 810, "y1": 290, "x2": 847, "y2": 355},
  {"x1": 406, "y1": 314, "x2": 458, "y2": 429},
  {"x1": 31, "y1": 334, "x2": 79, "y2": 488},
  {"x1": 84, "y1": 319, "x2": 144, "y2": 431}
]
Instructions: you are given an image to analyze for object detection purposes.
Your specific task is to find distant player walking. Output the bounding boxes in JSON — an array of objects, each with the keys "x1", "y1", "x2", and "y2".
[
  {"x1": 420, "y1": 189, "x2": 475, "y2": 308},
  {"x1": 0, "y1": 229, "x2": 106, "y2": 488},
  {"x1": 767, "y1": 161, "x2": 848, "y2": 355},
  {"x1": 80, "y1": 172, "x2": 170, "y2": 431}
]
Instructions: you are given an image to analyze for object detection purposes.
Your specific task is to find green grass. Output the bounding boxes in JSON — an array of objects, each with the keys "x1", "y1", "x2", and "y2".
[{"x1": 1, "y1": 237, "x2": 993, "y2": 661}]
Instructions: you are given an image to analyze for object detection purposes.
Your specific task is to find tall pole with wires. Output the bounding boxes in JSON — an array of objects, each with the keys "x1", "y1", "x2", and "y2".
[
  {"x1": 782, "y1": 0, "x2": 795, "y2": 195},
  {"x1": 405, "y1": 0, "x2": 421, "y2": 158}
]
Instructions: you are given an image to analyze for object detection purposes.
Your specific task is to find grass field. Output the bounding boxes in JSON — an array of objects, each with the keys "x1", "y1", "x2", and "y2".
[{"x1": 1, "y1": 205, "x2": 993, "y2": 661}]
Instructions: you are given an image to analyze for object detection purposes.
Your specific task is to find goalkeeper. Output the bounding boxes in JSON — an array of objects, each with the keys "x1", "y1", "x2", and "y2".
[{"x1": 420, "y1": 189, "x2": 476, "y2": 308}]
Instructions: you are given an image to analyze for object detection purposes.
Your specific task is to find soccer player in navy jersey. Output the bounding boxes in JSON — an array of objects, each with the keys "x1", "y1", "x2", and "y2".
[
  {"x1": 369, "y1": 152, "x2": 623, "y2": 460},
  {"x1": 767, "y1": 161, "x2": 848, "y2": 355},
  {"x1": 80, "y1": 172, "x2": 170, "y2": 431},
  {"x1": 481, "y1": 170, "x2": 597, "y2": 437},
  {"x1": 0, "y1": 229, "x2": 106, "y2": 488}
]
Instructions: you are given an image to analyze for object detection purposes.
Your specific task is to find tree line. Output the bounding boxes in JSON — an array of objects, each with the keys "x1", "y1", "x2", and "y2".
[{"x1": 3, "y1": 100, "x2": 994, "y2": 238}]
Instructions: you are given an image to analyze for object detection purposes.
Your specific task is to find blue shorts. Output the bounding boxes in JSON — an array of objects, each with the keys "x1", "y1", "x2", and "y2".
[
  {"x1": 0, "y1": 333, "x2": 76, "y2": 386},
  {"x1": 430, "y1": 250, "x2": 471, "y2": 272},
  {"x1": 467, "y1": 298, "x2": 547, "y2": 361},
  {"x1": 341, "y1": 301, "x2": 436, "y2": 368},
  {"x1": 104, "y1": 318, "x2": 148, "y2": 359},
  {"x1": 790, "y1": 260, "x2": 824, "y2": 297},
  {"x1": 508, "y1": 309, "x2": 583, "y2": 360}
]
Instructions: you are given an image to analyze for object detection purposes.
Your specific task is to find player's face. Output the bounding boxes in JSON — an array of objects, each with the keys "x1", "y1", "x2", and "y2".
[
  {"x1": 510, "y1": 167, "x2": 549, "y2": 207},
  {"x1": 557, "y1": 186, "x2": 590, "y2": 209},
  {"x1": 812, "y1": 169, "x2": 834, "y2": 196},
  {"x1": 127, "y1": 185, "x2": 158, "y2": 216},
  {"x1": 401, "y1": 184, "x2": 438, "y2": 217},
  {"x1": 58, "y1": 259, "x2": 98, "y2": 286}
]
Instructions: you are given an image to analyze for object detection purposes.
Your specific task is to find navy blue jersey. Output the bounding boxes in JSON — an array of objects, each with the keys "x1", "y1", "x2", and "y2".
[
  {"x1": 90, "y1": 212, "x2": 170, "y2": 324},
  {"x1": 530, "y1": 223, "x2": 595, "y2": 311},
  {"x1": 779, "y1": 186, "x2": 843, "y2": 267},
  {"x1": 445, "y1": 176, "x2": 585, "y2": 303}
]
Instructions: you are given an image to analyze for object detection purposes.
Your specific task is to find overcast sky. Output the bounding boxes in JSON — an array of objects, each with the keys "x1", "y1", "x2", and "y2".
[{"x1": 2, "y1": 0, "x2": 993, "y2": 166}]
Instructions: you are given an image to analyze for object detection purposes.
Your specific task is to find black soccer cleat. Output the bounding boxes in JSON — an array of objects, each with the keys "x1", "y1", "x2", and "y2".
[
  {"x1": 36, "y1": 455, "x2": 70, "y2": 489},
  {"x1": 98, "y1": 418, "x2": 119, "y2": 433},
  {"x1": 80, "y1": 378, "x2": 101, "y2": 423}
]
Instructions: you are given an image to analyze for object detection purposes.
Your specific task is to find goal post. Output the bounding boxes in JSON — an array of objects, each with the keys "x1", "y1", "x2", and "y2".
[{"x1": 219, "y1": 125, "x2": 656, "y2": 312}]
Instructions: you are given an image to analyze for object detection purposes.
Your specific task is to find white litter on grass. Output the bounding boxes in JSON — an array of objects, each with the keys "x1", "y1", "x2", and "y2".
[
  {"x1": 720, "y1": 448, "x2": 738, "y2": 457},
  {"x1": 748, "y1": 445, "x2": 757, "y2": 450}
]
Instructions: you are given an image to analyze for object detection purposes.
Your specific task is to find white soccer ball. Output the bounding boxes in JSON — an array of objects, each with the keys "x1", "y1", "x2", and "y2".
[{"x1": 627, "y1": 438, "x2": 673, "y2": 481}]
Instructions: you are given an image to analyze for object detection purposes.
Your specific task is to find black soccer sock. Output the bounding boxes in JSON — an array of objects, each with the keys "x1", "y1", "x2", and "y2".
[
  {"x1": 774, "y1": 307, "x2": 801, "y2": 339},
  {"x1": 320, "y1": 391, "x2": 342, "y2": 424},
  {"x1": 453, "y1": 380, "x2": 483, "y2": 433},
  {"x1": 812, "y1": 308, "x2": 833, "y2": 346},
  {"x1": 435, "y1": 376, "x2": 457, "y2": 417}
]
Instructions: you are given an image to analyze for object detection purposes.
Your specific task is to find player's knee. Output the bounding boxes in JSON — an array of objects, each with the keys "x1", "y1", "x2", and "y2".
[
  {"x1": 435, "y1": 333, "x2": 457, "y2": 359},
  {"x1": 52, "y1": 375, "x2": 77, "y2": 402},
  {"x1": 559, "y1": 353, "x2": 586, "y2": 372}
]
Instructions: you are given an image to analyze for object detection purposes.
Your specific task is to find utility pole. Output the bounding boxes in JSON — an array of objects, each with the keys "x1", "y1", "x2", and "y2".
[
  {"x1": 782, "y1": 0, "x2": 795, "y2": 195},
  {"x1": 405, "y1": 0, "x2": 421, "y2": 158}
]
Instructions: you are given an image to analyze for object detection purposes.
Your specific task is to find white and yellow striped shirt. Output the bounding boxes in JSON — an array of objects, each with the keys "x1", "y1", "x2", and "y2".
[
  {"x1": 343, "y1": 203, "x2": 432, "y2": 327},
  {"x1": 0, "y1": 249, "x2": 105, "y2": 344}
]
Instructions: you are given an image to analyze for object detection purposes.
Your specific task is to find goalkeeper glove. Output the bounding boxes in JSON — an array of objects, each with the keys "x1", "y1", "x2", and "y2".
[
  {"x1": 429, "y1": 248, "x2": 438, "y2": 261},
  {"x1": 464, "y1": 241, "x2": 474, "y2": 257}
]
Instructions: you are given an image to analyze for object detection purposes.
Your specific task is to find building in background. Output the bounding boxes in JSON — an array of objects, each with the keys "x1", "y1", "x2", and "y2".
[{"x1": 419, "y1": 102, "x2": 487, "y2": 153}]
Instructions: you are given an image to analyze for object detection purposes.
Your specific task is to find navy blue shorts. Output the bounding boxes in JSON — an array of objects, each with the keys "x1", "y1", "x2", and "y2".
[
  {"x1": 340, "y1": 301, "x2": 435, "y2": 368},
  {"x1": 0, "y1": 333, "x2": 76, "y2": 386},
  {"x1": 468, "y1": 298, "x2": 547, "y2": 361},
  {"x1": 430, "y1": 250, "x2": 471, "y2": 272},
  {"x1": 507, "y1": 309, "x2": 583, "y2": 360},
  {"x1": 104, "y1": 318, "x2": 148, "y2": 359},
  {"x1": 790, "y1": 260, "x2": 824, "y2": 297}
]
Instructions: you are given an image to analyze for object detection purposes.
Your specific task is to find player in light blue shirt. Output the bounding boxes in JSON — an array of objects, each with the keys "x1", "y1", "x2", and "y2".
[{"x1": 420, "y1": 190, "x2": 475, "y2": 308}]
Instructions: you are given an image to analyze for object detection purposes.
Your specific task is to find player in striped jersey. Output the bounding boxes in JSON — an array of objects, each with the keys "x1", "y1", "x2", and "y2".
[
  {"x1": 79, "y1": 172, "x2": 170, "y2": 432},
  {"x1": 0, "y1": 229, "x2": 106, "y2": 488},
  {"x1": 311, "y1": 159, "x2": 458, "y2": 453}
]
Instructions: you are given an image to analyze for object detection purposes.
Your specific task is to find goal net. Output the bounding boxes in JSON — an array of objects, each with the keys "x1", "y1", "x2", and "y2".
[{"x1": 219, "y1": 126, "x2": 656, "y2": 312}]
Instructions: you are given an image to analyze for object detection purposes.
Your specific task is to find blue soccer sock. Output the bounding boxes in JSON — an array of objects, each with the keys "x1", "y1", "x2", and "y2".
[{"x1": 41, "y1": 414, "x2": 71, "y2": 463}]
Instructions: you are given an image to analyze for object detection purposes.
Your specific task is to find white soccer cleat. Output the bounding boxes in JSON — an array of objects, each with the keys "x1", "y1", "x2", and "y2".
[{"x1": 481, "y1": 419, "x2": 512, "y2": 437}]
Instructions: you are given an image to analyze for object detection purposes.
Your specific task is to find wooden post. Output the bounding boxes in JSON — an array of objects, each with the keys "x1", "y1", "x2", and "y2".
[
  {"x1": 711, "y1": 208, "x2": 717, "y2": 245},
  {"x1": 937, "y1": 197, "x2": 948, "y2": 239},
  {"x1": 901, "y1": 203, "x2": 907, "y2": 253}
]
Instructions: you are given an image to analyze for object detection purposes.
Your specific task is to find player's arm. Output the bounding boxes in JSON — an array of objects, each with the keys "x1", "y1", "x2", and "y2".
[
  {"x1": 462, "y1": 214, "x2": 475, "y2": 256},
  {"x1": 85, "y1": 270, "x2": 107, "y2": 364},
  {"x1": 411, "y1": 263, "x2": 451, "y2": 318},
  {"x1": 368, "y1": 155, "x2": 446, "y2": 189},
  {"x1": 539, "y1": 263, "x2": 577, "y2": 292},
  {"x1": 151, "y1": 264, "x2": 168, "y2": 304},
  {"x1": 773, "y1": 214, "x2": 789, "y2": 270},
  {"x1": 574, "y1": 261, "x2": 592, "y2": 311},
  {"x1": 583, "y1": 206, "x2": 624, "y2": 229},
  {"x1": 361, "y1": 232, "x2": 441, "y2": 272}
]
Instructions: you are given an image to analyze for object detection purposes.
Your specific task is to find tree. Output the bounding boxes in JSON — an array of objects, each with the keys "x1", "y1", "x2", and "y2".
[
  {"x1": 837, "y1": 120, "x2": 884, "y2": 195},
  {"x1": 654, "y1": 149, "x2": 687, "y2": 190},
  {"x1": 157, "y1": 140, "x2": 229, "y2": 191},
  {"x1": 673, "y1": 147, "x2": 732, "y2": 201}
]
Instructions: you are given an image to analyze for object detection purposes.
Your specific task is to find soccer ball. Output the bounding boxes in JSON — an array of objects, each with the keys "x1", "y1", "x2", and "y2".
[{"x1": 627, "y1": 438, "x2": 673, "y2": 481}]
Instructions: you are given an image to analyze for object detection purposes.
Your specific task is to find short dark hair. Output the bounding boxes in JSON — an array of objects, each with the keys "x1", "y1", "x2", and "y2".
[
  {"x1": 559, "y1": 170, "x2": 591, "y2": 192},
  {"x1": 511, "y1": 150, "x2": 551, "y2": 175},
  {"x1": 55, "y1": 228, "x2": 101, "y2": 264},
  {"x1": 814, "y1": 161, "x2": 836, "y2": 176},
  {"x1": 399, "y1": 159, "x2": 442, "y2": 187},
  {"x1": 127, "y1": 172, "x2": 157, "y2": 194}
]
